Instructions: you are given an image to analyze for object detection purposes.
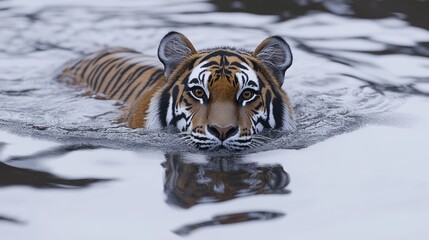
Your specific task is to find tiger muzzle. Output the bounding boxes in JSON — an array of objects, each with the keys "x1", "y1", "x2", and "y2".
[
  {"x1": 207, "y1": 125, "x2": 238, "y2": 141},
  {"x1": 207, "y1": 101, "x2": 239, "y2": 142}
]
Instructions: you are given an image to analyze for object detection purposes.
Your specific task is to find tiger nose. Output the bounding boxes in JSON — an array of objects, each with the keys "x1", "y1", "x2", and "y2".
[{"x1": 207, "y1": 125, "x2": 238, "y2": 141}]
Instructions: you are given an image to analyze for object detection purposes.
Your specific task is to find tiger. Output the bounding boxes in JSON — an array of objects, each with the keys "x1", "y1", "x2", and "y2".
[
  {"x1": 163, "y1": 153, "x2": 290, "y2": 209},
  {"x1": 57, "y1": 32, "x2": 295, "y2": 150}
]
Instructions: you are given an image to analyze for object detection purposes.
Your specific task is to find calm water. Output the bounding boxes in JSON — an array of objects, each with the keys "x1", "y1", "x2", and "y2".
[{"x1": 1, "y1": 0, "x2": 429, "y2": 239}]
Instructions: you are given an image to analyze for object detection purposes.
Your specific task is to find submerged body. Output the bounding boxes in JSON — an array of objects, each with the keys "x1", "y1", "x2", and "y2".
[
  {"x1": 58, "y1": 47, "x2": 166, "y2": 128},
  {"x1": 58, "y1": 32, "x2": 296, "y2": 150}
]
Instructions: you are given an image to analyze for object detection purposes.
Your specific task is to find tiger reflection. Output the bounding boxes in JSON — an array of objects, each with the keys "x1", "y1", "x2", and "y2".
[{"x1": 162, "y1": 153, "x2": 290, "y2": 209}]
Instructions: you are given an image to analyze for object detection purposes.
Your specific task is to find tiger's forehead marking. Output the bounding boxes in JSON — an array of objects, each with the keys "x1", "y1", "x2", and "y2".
[
  {"x1": 188, "y1": 50, "x2": 259, "y2": 93},
  {"x1": 235, "y1": 63, "x2": 259, "y2": 89},
  {"x1": 235, "y1": 62, "x2": 260, "y2": 100},
  {"x1": 199, "y1": 49, "x2": 250, "y2": 63},
  {"x1": 188, "y1": 61, "x2": 211, "y2": 100}
]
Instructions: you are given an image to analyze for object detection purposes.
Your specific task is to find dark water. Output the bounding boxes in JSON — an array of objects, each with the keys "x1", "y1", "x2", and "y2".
[
  {"x1": 1, "y1": 0, "x2": 429, "y2": 239},
  {"x1": 212, "y1": 0, "x2": 429, "y2": 30},
  {"x1": 173, "y1": 211, "x2": 285, "y2": 236}
]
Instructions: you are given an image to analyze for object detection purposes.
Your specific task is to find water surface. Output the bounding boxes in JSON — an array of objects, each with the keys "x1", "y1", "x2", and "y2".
[{"x1": 1, "y1": 0, "x2": 429, "y2": 239}]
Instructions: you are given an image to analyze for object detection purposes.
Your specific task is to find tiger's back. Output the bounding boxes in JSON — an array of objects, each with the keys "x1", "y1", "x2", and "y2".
[{"x1": 57, "y1": 47, "x2": 165, "y2": 105}]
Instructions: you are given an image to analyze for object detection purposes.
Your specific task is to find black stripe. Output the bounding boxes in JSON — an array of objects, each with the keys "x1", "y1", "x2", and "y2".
[
  {"x1": 230, "y1": 62, "x2": 248, "y2": 70},
  {"x1": 87, "y1": 56, "x2": 118, "y2": 88},
  {"x1": 265, "y1": 90, "x2": 272, "y2": 125},
  {"x1": 201, "y1": 61, "x2": 218, "y2": 68},
  {"x1": 70, "y1": 59, "x2": 90, "y2": 82},
  {"x1": 79, "y1": 49, "x2": 138, "y2": 80},
  {"x1": 248, "y1": 81, "x2": 257, "y2": 87},
  {"x1": 187, "y1": 57, "x2": 199, "y2": 70},
  {"x1": 181, "y1": 73, "x2": 192, "y2": 84},
  {"x1": 94, "y1": 59, "x2": 123, "y2": 93},
  {"x1": 253, "y1": 101, "x2": 263, "y2": 111},
  {"x1": 200, "y1": 50, "x2": 247, "y2": 63},
  {"x1": 233, "y1": 138, "x2": 252, "y2": 143},
  {"x1": 159, "y1": 88, "x2": 170, "y2": 127},
  {"x1": 272, "y1": 95, "x2": 284, "y2": 129},
  {"x1": 189, "y1": 78, "x2": 198, "y2": 84},
  {"x1": 171, "y1": 112, "x2": 188, "y2": 128},
  {"x1": 227, "y1": 143, "x2": 248, "y2": 147},
  {"x1": 107, "y1": 61, "x2": 142, "y2": 96},
  {"x1": 127, "y1": 66, "x2": 152, "y2": 85},
  {"x1": 90, "y1": 57, "x2": 121, "y2": 90},
  {"x1": 256, "y1": 70, "x2": 285, "y2": 129},
  {"x1": 94, "y1": 56, "x2": 129, "y2": 92},
  {"x1": 192, "y1": 135, "x2": 210, "y2": 141},
  {"x1": 250, "y1": 59, "x2": 260, "y2": 71},
  {"x1": 116, "y1": 55, "x2": 142, "y2": 68},
  {"x1": 69, "y1": 58, "x2": 84, "y2": 71},
  {"x1": 80, "y1": 52, "x2": 112, "y2": 80},
  {"x1": 169, "y1": 85, "x2": 180, "y2": 121},
  {"x1": 132, "y1": 70, "x2": 163, "y2": 101},
  {"x1": 117, "y1": 67, "x2": 152, "y2": 101},
  {"x1": 147, "y1": 70, "x2": 164, "y2": 87},
  {"x1": 122, "y1": 82, "x2": 143, "y2": 102},
  {"x1": 100, "y1": 55, "x2": 141, "y2": 93}
]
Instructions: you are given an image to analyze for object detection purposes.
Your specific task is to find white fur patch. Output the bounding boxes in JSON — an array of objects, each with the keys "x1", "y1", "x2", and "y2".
[
  {"x1": 175, "y1": 103, "x2": 192, "y2": 131},
  {"x1": 235, "y1": 63, "x2": 260, "y2": 105},
  {"x1": 282, "y1": 105, "x2": 296, "y2": 133},
  {"x1": 166, "y1": 96, "x2": 174, "y2": 125},
  {"x1": 251, "y1": 109, "x2": 266, "y2": 134},
  {"x1": 255, "y1": 122, "x2": 264, "y2": 133},
  {"x1": 188, "y1": 61, "x2": 210, "y2": 100},
  {"x1": 145, "y1": 92, "x2": 163, "y2": 129},
  {"x1": 176, "y1": 118, "x2": 188, "y2": 131},
  {"x1": 268, "y1": 102, "x2": 276, "y2": 128}
]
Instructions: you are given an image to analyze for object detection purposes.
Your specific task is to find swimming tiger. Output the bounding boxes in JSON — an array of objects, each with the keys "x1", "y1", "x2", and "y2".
[{"x1": 57, "y1": 32, "x2": 295, "y2": 150}]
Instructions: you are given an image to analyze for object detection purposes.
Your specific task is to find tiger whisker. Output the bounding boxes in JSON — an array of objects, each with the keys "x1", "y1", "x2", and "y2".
[
  {"x1": 252, "y1": 135, "x2": 271, "y2": 141},
  {"x1": 177, "y1": 132, "x2": 190, "y2": 138},
  {"x1": 180, "y1": 135, "x2": 199, "y2": 148}
]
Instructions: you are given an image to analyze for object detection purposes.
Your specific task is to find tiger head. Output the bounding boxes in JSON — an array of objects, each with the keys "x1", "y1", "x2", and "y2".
[{"x1": 146, "y1": 32, "x2": 295, "y2": 150}]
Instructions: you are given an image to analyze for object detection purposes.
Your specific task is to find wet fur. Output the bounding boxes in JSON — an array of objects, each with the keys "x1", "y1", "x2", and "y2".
[{"x1": 57, "y1": 32, "x2": 295, "y2": 150}]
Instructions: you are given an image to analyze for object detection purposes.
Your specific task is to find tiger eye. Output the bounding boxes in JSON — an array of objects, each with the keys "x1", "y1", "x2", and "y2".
[
  {"x1": 193, "y1": 88, "x2": 205, "y2": 98},
  {"x1": 241, "y1": 89, "x2": 254, "y2": 100}
]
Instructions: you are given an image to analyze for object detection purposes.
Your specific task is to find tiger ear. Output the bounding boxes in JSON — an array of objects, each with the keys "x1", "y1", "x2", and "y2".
[
  {"x1": 253, "y1": 36, "x2": 293, "y2": 86},
  {"x1": 158, "y1": 32, "x2": 197, "y2": 77}
]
